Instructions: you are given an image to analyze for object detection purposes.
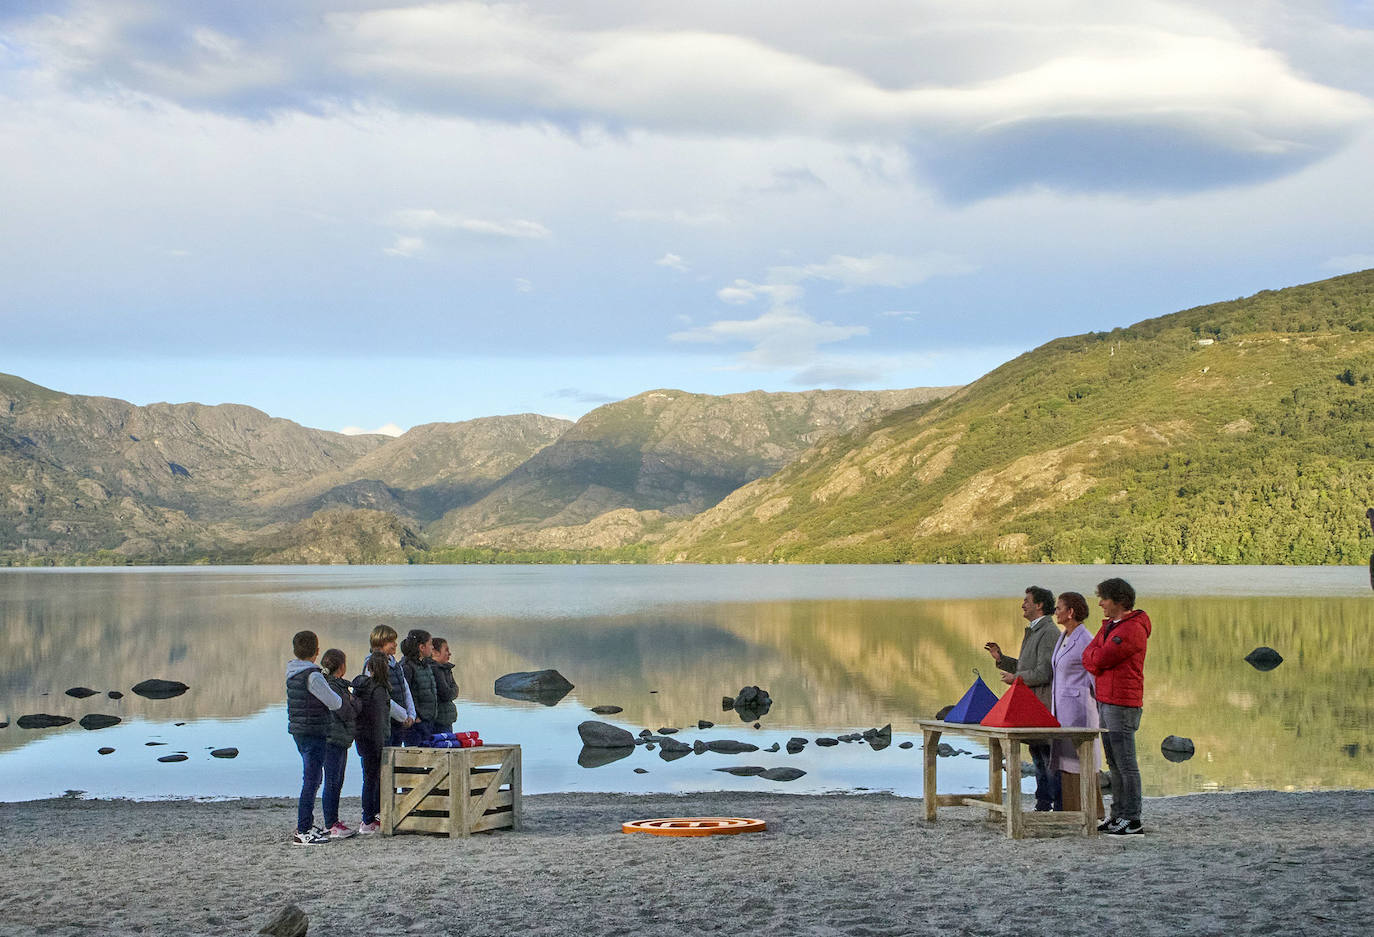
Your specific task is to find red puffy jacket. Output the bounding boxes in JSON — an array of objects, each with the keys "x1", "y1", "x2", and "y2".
[{"x1": 1081, "y1": 608, "x2": 1152, "y2": 707}]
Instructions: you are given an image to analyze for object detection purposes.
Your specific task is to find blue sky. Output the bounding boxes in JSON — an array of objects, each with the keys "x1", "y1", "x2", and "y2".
[{"x1": 2, "y1": 1, "x2": 1372, "y2": 435}]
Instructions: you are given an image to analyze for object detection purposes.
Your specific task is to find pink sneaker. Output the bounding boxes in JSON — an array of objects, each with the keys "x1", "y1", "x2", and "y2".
[
  {"x1": 328, "y1": 822, "x2": 357, "y2": 840},
  {"x1": 358, "y1": 820, "x2": 381, "y2": 835}
]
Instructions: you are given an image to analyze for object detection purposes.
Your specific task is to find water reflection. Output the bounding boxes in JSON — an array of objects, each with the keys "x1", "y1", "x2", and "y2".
[{"x1": 0, "y1": 566, "x2": 1370, "y2": 800}]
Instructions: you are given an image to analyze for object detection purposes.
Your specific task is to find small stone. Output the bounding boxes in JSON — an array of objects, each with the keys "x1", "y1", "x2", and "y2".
[
  {"x1": 935, "y1": 704, "x2": 955, "y2": 720},
  {"x1": 258, "y1": 903, "x2": 308, "y2": 937},
  {"x1": 644, "y1": 743, "x2": 656, "y2": 751},
  {"x1": 722, "y1": 696, "x2": 735, "y2": 711},
  {"x1": 936, "y1": 743, "x2": 958, "y2": 757},
  {"x1": 815, "y1": 737, "x2": 839, "y2": 747},
  {"x1": 157, "y1": 754, "x2": 188, "y2": 763},
  {"x1": 107, "y1": 691, "x2": 124, "y2": 700},
  {"x1": 98, "y1": 747, "x2": 115, "y2": 755},
  {"x1": 714, "y1": 766, "x2": 766, "y2": 776},
  {"x1": 1160, "y1": 735, "x2": 1196, "y2": 762},
  {"x1": 898, "y1": 741, "x2": 914, "y2": 750},
  {"x1": 638, "y1": 729, "x2": 653, "y2": 738},
  {"x1": 1244, "y1": 647, "x2": 1284, "y2": 672},
  {"x1": 65, "y1": 687, "x2": 99, "y2": 699},
  {"x1": 693, "y1": 740, "x2": 708, "y2": 754},
  {"x1": 653, "y1": 736, "x2": 691, "y2": 753},
  {"x1": 697, "y1": 720, "x2": 714, "y2": 730},
  {"x1": 79, "y1": 714, "x2": 122, "y2": 730},
  {"x1": 211, "y1": 748, "x2": 239, "y2": 759},
  {"x1": 657, "y1": 727, "x2": 679, "y2": 735},
  {"x1": 706, "y1": 739, "x2": 759, "y2": 754},
  {"x1": 764, "y1": 743, "x2": 780, "y2": 753},
  {"x1": 753, "y1": 722, "x2": 762, "y2": 729},
  {"x1": 579, "y1": 721, "x2": 637, "y2": 748},
  {"x1": 759, "y1": 767, "x2": 806, "y2": 782},
  {"x1": 146, "y1": 741, "x2": 167, "y2": 746},
  {"x1": 786, "y1": 738, "x2": 807, "y2": 754},
  {"x1": 17, "y1": 714, "x2": 74, "y2": 729},
  {"x1": 131, "y1": 678, "x2": 190, "y2": 700},
  {"x1": 174, "y1": 722, "x2": 186, "y2": 726},
  {"x1": 633, "y1": 768, "x2": 649, "y2": 774},
  {"x1": 590, "y1": 705, "x2": 623, "y2": 715}
]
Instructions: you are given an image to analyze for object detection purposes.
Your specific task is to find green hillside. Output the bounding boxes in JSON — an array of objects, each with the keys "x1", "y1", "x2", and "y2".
[{"x1": 659, "y1": 270, "x2": 1374, "y2": 564}]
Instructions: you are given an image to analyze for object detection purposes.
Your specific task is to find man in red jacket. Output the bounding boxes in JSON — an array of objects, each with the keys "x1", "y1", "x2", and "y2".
[{"x1": 1082, "y1": 577, "x2": 1151, "y2": 835}]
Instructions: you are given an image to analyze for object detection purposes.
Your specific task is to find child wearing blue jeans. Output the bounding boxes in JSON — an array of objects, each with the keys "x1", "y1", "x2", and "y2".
[{"x1": 286, "y1": 630, "x2": 343, "y2": 846}]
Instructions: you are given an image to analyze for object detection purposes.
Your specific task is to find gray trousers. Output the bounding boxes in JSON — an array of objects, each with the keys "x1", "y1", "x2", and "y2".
[{"x1": 1099, "y1": 702, "x2": 1143, "y2": 822}]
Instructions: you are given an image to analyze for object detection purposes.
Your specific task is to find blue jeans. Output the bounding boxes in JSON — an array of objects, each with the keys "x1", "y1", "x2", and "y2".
[
  {"x1": 356, "y1": 740, "x2": 383, "y2": 825},
  {"x1": 1099, "y1": 702, "x2": 1143, "y2": 822},
  {"x1": 322, "y1": 743, "x2": 349, "y2": 828},
  {"x1": 293, "y1": 734, "x2": 326, "y2": 834},
  {"x1": 1029, "y1": 741, "x2": 1060, "y2": 811}
]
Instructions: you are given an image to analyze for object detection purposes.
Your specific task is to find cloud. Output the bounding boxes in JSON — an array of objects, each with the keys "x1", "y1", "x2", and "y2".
[
  {"x1": 754, "y1": 166, "x2": 827, "y2": 194},
  {"x1": 1322, "y1": 253, "x2": 1374, "y2": 272},
  {"x1": 340, "y1": 422, "x2": 405, "y2": 437},
  {"x1": 616, "y1": 208, "x2": 728, "y2": 226},
  {"x1": 550, "y1": 387, "x2": 619, "y2": 404},
  {"x1": 383, "y1": 235, "x2": 425, "y2": 257},
  {"x1": 12, "y1": 1, "x2": 1370, "y2": 198},
  {"x1": 390, "y1": 209, "x2": 550, "y2": 239},
  {"x1": 513, "y1": 277, "x2": 534, "y2": 292},
  {"x1": 790, "y1": 363, "x2": 887, "y2": 386},
  {"x1": 671, "y1": 307, "x2": 868, "y2": 370},
  {"x1": 715, "y1": 280, "x2": 804, "y2": 306},
  {"x1": 770, "y1": 252, "x2": 976, "y2": 288},
  {"x1": 881, "y1": 310, "x2": 919, "y2": 321},
  {"x1": 654, "y1": 252, "x2": 689, "y2": 272}
]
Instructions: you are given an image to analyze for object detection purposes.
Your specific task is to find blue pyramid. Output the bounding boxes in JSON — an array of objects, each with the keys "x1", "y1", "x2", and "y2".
[{"x1": 945, "y1": 675, "x2": 999, "y2": 723}]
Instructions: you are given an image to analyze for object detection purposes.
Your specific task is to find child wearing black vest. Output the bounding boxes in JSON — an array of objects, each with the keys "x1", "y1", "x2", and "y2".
[
  {"x1": 432, "y1": 636, "x2": 459, "y2": 735},
  {"x1": 400, "y1": 629, "x2": 438, "y2": 745},
  {"x1": 286, "y1": 630, "x2": 343, "y2": 846},
  {"x1": 351, "y1": 651, "x2": 393, "y2": 834},
  {"x1": 320, "y1": 648, "x2": 361, "y2": 840},
  {"x1": 369, "y1": 625, "x2": 415, "y2": 747}
]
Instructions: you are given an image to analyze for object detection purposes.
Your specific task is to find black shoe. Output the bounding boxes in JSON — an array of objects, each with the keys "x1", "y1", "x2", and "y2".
[
  {"x1": 1097, "y1": 817, "x2": 1121, "y2": 833},
  {"x1": 1107, "y1": 819, "x2": 1144, "y2": 836}
]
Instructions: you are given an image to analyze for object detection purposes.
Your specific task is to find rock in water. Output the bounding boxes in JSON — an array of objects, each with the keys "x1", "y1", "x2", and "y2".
[
  {"x1": 132, "y1": 679, "x2": 190, "y2": 700},
  {"x1": 1160, "y1": 736, "x2": 1196, "y2": 762},
  {"x1": 731, "y1": 686, "x2": 772, "y2": 722},
  {"x1": 898, "y1": 741, "x2": 914, "y2": 750},
  {"x1": 577, "y1": 745, "x2": 633, "y2": 768},
  {"x1": 157, "y1": 754, "x2": 188, "y2": 763},
  {"x1": 722, "y1": 696, "x2": 736, "y2": 711},
  {"x1": 494, "y1": 670, "x2": 574, "y2": 706},
  {"x1": 1244, "y1": 647, "x2": 1284, "y2": 672},
  {"x1": 693, "y1": 740, "x2": 708, "y2": 755},
  {"x1": 259, "y1": 903, "x2": 308, "y2": 937},
  {"x1": 653, "y1": 736, "x2": 691, "y2": 754},
  {"x1": 107, "y1": 691, "x2": 124, "y2": 700},
  {"x1": 633, "y1": 768, "x2": 649, "y2": 774},
  {"x1": 657, "y1": 727, "x2": 679, "y2": 735},
  {"x1": 0, "y1": 720, "x2": 9, "y2": 729},
  {"x1": 590, "y1": 705, "x2": 623, "y2": 715},
  {"x1": 815, "y1": 737, "x2": 839, "y2": 747},
  {"x1": 211, "y1": 748, "x2": 239, "y2": 759},
  {"x1": 934, "y1": 704, "x2": 955, "y2": 721},
  {"x1": 936, "y1": 742, "x2": 958, "y2": 757},
  {"x1": 79, "y1": 714, "x2": 122, "y2": 731},
  {"x1": 697, "y1": 720, "x2": 714, "y2": 730},
  {"x1": 714, "y1": 766, "x2": 766, "y2": 776},
  {"x1": 658, "y1": 746, "x2": 691, "y2": 763},
  {"x1": 98, "y1": 747, "x2": 115, "y2": 755},
  {"x1": 65, "y1": 687, "x2": 99, "y2": 699},
  {"x1": 764, "y1": 742, "x2": 780, "y2": 753},
  {"x1": 760, "y1": 767, "x2": 806, "y2": 782},
  {"x1": 17, "y1": 714, "x2": 74, "y2": 729},
  {"x1": 706, "y1": 739, "x2": 760, "y2": 754},
  {"x1": 577, "y1": 720, "x2": 636, "y2": 748}
]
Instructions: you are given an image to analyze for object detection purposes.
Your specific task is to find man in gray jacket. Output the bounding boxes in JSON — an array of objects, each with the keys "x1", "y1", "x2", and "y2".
[{"x1": 983, "y1": 586, "x2": 1059, "y2": 810}]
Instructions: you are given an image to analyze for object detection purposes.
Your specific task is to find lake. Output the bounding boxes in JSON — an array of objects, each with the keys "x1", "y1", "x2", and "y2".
[{"x1": 1, "y1": 564, "x2": 1370, "y2": 802}]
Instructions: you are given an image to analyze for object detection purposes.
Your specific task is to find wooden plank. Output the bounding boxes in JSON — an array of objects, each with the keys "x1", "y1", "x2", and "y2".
[
  {"x1": 1005, "y1": 739, "x2": 1024, "y2": 839},
  {"x1": 469, "y1": 747, "x2": 514, "y2": 767},
  {"x1": 409, "y1": 789, "x2": 514, "y2": 814},
  {"x1": 510, "y1": 746, "x2": 523, "y2": 831},
  {"x1": 1078, "y1": 739, "x2": 1098, "y2": 836},
  {"x1": 395, "y1": 814, "x2": 451, "y2": 835},
  {"x1": 986, "y1": 737, "x2": 1004, "y2": 823},
  {"x1": 967, "y1": 799, "x2": 1005, "y2": 813},
  {"x1": 1024, "y1": 812, "x2": 1087, "y2": 826},
  {"x1": 391, "y1": 749, "x2": 444, "y2": 768},
  {"x1": 393, "y1": 759, "x2": 450, "y2": 819},
  {"x1": 934, "y1": 794, "x2": 967, "y2": 806},
  {"x1": 470, "y1": 810, "x2": 515, "y2": 834},
  {"x1": 469, "y1": 758, "x2": 515, "y2": 818},
  {"x1": 922, "y1": 728, "x2": 940, "y2": 822},
  {"x1": 380, "y1": 748, "x2": 397, "y2": 836}
]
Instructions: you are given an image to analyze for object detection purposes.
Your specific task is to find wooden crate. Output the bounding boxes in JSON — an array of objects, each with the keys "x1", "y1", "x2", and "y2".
[{"x1": 381, "y1": 744, "x2": 522, "y2": 838}]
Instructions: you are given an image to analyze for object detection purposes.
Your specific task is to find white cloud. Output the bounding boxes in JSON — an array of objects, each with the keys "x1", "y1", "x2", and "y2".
[
  {"x1": 339, "y1": 422, "x2": 405, "y2": 437},
  {"x1": 671, "y1": 307, "x2": 868, "y2": 370},
  {"x1": 654, "y1": 252, "x2": 689, "y2": 272},
  {"x1": 770, "y1": 252, "x2": 977, "y2": 288},
  {"x1": 616, "y1": 208, "x2": 728, "y2": 226},
  {"x1": 715, "y1": 280, "x2": 805, "y2": 306},
  {"x1": 514, "y1": 277, "x2": 534, "y2": 292},
  {"x1": 390, "y1": 209, "x2": 551, "y2": 239},
  {"x1": 383, "y1": 235, "x2": 425, "y2": 257},
  {"x1": 1322, "y1": 253, "x2": 1374, "y2": 272}
]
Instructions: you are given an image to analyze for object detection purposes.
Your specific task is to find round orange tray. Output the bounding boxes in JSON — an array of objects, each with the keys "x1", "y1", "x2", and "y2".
[{"x1": 622, "y1": 817, "x2": 766, "y2": 837}]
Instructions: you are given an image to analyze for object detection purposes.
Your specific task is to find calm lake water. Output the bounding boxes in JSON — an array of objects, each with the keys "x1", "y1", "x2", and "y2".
[{"x1": 1, "y1": 564, "x2": 1370, "y2": 802}]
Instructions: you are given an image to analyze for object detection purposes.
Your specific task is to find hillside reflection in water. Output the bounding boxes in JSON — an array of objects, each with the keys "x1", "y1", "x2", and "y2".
[{"x1": 0, "y1": 565, "x2": 1369, "y2": 800}]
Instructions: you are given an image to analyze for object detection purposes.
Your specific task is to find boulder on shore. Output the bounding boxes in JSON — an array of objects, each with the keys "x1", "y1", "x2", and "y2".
[
  {"x1": 78, "y1": 714, "x2": 122, "y2": 731},
  {"x1": 17, "y1": 714, "x2": 74, "y2": 729},
  {"x1": 259, "y1": 903, "x2": 308, "y2": 937},
  {"x1": 495, "y1": 670, "x2": 574, "y2": 705},
  {"x1": 578, "y1": 720, "x2": 636, "y2": 748}
]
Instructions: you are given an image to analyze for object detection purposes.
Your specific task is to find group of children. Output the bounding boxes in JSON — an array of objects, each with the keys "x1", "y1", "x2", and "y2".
[{"x1": 285, "y1": 624, "x2": 459, "y2": 846}]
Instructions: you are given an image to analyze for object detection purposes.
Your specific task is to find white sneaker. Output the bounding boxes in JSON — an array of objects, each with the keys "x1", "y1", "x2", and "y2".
[
  {"x1": 328, "y1": 822, "x2": 357, "y2": 840},
  {"x1": 291, "y1": 828, "x2": 330, "y2": 846},
  {"x1": 358, "y1": 820, "x2": 381, "y2": 835}
]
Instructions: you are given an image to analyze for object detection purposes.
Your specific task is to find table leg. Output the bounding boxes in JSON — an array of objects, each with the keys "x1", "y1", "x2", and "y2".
[
  {"x1": 923, "y1": 728, "x2": 941, "y2": 821},
  {"x1": 1078, "y1": 738, "x2": 1097, "y2": 835},
  {"x1": 1005, "y1": 738, "x2": 1024, "y2": 839},
  {"x1": 987, "y1": 737, "x2": 1003, "y2": 823}
]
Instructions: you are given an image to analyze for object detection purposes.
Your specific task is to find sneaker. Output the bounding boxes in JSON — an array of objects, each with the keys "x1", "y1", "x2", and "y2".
[
  {"x1": 358, "y1": 820, "x2": 381, "y2": 835},
  {"x1": 291, "y1": 828, "x2": 330, "y2": 846},
  {"x1": 1107, "y1": 819, "x2": 1145, "y2": 836},
  {"x1": 328, "y1": 822, "x2": 357, "y2": 840},
  {"x1": 1097, "y1": 817, "x2": 1122, "y2": 833}
]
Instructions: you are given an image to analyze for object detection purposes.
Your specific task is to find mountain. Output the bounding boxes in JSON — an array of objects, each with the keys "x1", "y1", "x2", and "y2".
[
  {"x1": 658, "y1": 269, "x2": 1374, "y2": 564},
  {"x1": 426, "y1": 387, "x2": 957, "y2": 550}
]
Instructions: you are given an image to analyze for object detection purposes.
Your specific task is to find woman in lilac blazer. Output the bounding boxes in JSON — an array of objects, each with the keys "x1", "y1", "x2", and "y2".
[{"x1": 1050, "y1": 591, "x2": 1102, "y2": 813}]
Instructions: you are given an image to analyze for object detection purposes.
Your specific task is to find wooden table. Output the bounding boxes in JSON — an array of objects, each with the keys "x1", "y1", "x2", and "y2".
[{"x1": 917, "y1": 720, "x2": 1103, "y2": 839}]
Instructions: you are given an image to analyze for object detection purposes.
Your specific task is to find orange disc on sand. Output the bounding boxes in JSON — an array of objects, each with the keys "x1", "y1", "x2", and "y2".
[{"x1": 621, "y1": 817, "x2": 766, "y2": 837}]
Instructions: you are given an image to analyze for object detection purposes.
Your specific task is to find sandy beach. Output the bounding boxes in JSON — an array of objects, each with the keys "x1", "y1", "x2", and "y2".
[{"x1": 1, "y1": 789, "x2": 1369, "y2": 936}]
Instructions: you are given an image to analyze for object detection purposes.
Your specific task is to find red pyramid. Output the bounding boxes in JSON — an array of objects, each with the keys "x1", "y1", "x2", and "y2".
[{"x1": 979, "y1": 676, "x2": 1060, "y2": 728}]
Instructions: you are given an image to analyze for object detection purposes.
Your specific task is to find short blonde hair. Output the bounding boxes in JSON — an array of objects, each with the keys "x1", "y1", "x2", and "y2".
[{"x1": 369, "y1": 625, "x2": 398, "y2": 649}]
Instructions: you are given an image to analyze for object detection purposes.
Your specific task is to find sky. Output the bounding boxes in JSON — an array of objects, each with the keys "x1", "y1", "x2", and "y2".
[{"x1": 2, "y1": 1, "x2": 1373, "y2": 436}]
